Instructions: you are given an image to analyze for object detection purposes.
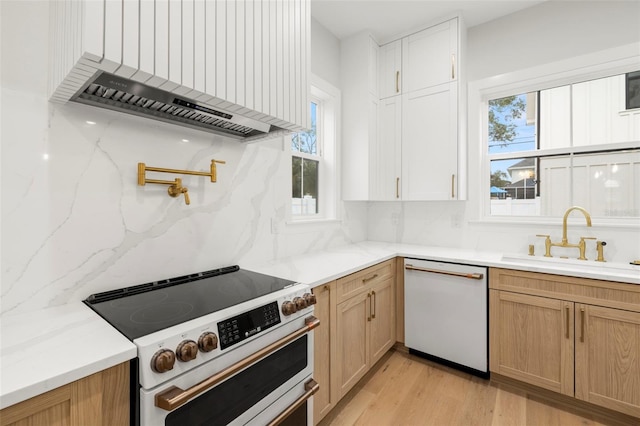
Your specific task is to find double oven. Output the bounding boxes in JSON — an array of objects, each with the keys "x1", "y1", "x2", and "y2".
[{"x1": 85, "y1": 266, "x2": 318, "y2": 425}]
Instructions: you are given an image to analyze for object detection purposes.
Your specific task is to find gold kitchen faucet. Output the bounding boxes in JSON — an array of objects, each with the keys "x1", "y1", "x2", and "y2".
[{"x1": 537, "y1": 206, "x2": 594, "y2": 260}]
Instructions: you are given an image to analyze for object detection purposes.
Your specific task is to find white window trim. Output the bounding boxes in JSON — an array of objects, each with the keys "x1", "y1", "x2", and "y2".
[
  {"x1": 287, "y1": 74, "x2": 341, "y2": 225},
  {"x1": 469, "y1": 43, "x2": 640, "y2": 228}
]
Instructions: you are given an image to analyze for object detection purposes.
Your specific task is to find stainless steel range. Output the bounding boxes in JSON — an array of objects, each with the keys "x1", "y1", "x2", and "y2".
[{"x1": 84, "y1": 265, "x2": 318, "y2": 426}]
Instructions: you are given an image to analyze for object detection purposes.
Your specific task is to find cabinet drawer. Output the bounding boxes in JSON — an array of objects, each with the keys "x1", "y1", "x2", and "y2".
[
  {"x1": 336, "y1": 259, "x2": 395, "y2": 303},
  {"x1": 489, "y1": 268, "x2": 640, "y2": 313}
]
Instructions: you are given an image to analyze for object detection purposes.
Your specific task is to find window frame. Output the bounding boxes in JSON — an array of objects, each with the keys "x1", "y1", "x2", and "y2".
[
  {"x1": 287, "y1": 74, "x2": 340, "y2": 224},
  {"x1": 472, "y1": 43, "x2": 640, "y2": 227}
]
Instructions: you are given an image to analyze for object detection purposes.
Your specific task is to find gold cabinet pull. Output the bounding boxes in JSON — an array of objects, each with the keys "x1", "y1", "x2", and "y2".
[
  {"x1": 155, "y1": 316, "x2": 320, "y2": 411},
  {"x1": 371, "y1": 290, "x2": 376, "y2": 319},
  {"x1": 565, "y1": 305, "x2": 570, "y2": 339},
  {"x1": 396, "y1": 71, "x2": 400, "y2": 93},
  {"x1": 267, "y1": 378, "x2": 319, "y2": 426},
  {"x1": 362, "y1": 274, "x2": 378, "y2": 283},
  {"x1": 451, "y1": 54, "x2": 455, "y2": 79},
  {"x1": 451, "y1": 174, "x2": 455, "y2": 198},
  {"x1": 323, "y1": 284, "x2": 330, "y2": 292},
  {"x1": 367, "y1": 293, "x2": 372, "y2": 322},
  {"x1": 580, "y1": 308, "x2": 585, "y2": 342},
  {"x1": 396, "y1": 177, "x2": 400, "y2": 199}
]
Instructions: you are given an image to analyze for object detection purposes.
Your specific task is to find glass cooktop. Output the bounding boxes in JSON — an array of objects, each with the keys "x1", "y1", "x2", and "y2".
[{"x1": 84, "y1": 266, "x2": 296, "y2": 340}]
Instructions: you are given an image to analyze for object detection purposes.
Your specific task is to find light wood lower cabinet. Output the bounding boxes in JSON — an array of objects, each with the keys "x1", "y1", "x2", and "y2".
[
  {"x1": 575, "y1": 304, "x2": 640, "y2": 417},
  {"x1": 334, "y1": 260, "x2": 396, "y2": 401},
  {"x1": 312, "y1": 260, "x2": 396, "y2": 425},
  {"x1": 489, "y1": 268, "x2": 640, "y2": 419},
  {"x1": 311, "y1": 281, "x2": 335, "y2": 424},
  {"x1": 0, "y1": 362, "x2": 129, "y2": 426},
  {"x1": 490, "y1": 290, "x2": 575, "y2": 396}
]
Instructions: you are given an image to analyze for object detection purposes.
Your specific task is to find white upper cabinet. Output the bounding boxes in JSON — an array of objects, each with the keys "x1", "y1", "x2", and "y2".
[
  {"x1": 379, "y1": 40, "x2": 402, "y2": 99},
  {"x1": 402, "y1": 19, "x2": 458, "y2": 93},
  {"x1": 49, "y1": 0, "x2": 310, "y2": 132},
  {"x1": 383, "y1": 17, "x2": 463, "y2": 201}
]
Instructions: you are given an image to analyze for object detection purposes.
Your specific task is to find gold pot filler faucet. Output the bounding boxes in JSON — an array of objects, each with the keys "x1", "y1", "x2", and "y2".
[{"x1": 536, "y1": 206, "x2": 606, "y2": 262}]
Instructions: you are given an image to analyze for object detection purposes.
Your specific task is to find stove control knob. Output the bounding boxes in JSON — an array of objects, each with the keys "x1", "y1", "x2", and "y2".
[
  {"x1": 151, "y1": 349, "x2": 176, "y2": 373},
  {"x1": 198, "y1": 332, "x2": 218, "y2": 352},
  {"x1": 281, "y1": 300, "x2": 297, "y2": 316},
  {"x1": 293, "y1": 296, "x2": 307, "y2": 310},
  {"x1": 303, "y1": 293, "x2": 317, "y2": 306},
  {"x1": 176, "y1": 340, "x2": 199, "y2": 362}
]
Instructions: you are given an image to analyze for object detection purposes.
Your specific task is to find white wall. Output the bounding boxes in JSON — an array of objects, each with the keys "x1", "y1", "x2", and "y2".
[
  {"x1": 0, "y1": 2, "x2": 366, "y2": 315},
  {"x1": 368, "y1": 1, "x2": 640, "y2": 262},
  {"x1": 467, "y1": 1, "x2": 640, "y2": 82},
  {"x1": 311, "y1": 17, "x2": 341, "y2": 88}
]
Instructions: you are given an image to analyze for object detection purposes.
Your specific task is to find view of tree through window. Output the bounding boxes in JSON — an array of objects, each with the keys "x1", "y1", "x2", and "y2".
[
  {"x1": 488, "y1": 71, "x2": 640, "y2": 218},
  {"x1": 292, "y1": 102, "x2": 320, "y2": 216}
]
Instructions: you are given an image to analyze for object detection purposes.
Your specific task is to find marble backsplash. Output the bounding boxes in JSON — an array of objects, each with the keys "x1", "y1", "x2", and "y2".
[{"x1": 1, "y1": 89, "x2": 367, "y2": 315}]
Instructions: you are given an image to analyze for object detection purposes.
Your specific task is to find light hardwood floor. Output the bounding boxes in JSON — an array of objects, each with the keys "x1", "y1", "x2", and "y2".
[{"x1": 318, "y1": 349, "x2": 634, "y2": 426}]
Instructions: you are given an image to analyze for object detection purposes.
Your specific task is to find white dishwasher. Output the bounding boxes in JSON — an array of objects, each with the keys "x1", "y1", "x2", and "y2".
[{"x1": 404, "y1": 258, "x2": 488, "y2": 377}]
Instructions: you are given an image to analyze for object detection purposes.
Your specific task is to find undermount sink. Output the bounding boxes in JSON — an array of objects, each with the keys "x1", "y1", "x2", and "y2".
[{"x1": 500, "y1": 253, "x2": 640, "y2": 274}]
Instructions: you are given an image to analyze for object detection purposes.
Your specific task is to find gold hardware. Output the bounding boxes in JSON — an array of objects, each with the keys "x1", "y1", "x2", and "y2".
[
  {"x1": 451, "y1": 54, "x2": 455, "y2": 79},
  {"x1": 596, "y1": 241, "x2": 607, "y2": 262},
  {"x1": 324, "y1": 284, "x2": 330, "y2": 292},
  {"x1": 362, "y1": 274, "x2": 378, "y2": 283},
  {"x1": 367, "y1": 293, "x2": 372, "y2": 322},
  {"x1": 451, "y1": 174, "x2": 455, "y2": 198},
  {"x1": 137, "y1": 159, "x2": 225, "y2": 205},
  {"x1": 396, "y1": 177, "x2": 400, "y2": 199},
  {"x1": 396, "y1": 71, "x2": 400, "y2": 93},
  {"x1": 167, "y1": 178, "x2": 190, "y2": 205},
  {"x1": 267, "y1": 378, "x2": 319, "y2": 426},
  {"x1": 580, "y1": 308, "x2": 585, "y2": 342},
  {"x1": 536, "y1": 235, "x2": 552, "y2": 257},
  {"x1": 405, "y1": 264, "x2": 483, "y2": 280},
  {"x1": 155, "y1": 316, "x2": 319, "y2": 411},
  {"x1": 539, "y1": 207, "x2": 593, "y2": 258},
  {"x1": 528, "y1": 244, "x2": 535, "y2": 256},
  {"x1": 565, "y1": 305, "x2": 570, "y2": 339},
  {"x1": 371, "y1": 290, "x2": 376, "y2": 319},
  {"x1": 631, "y1": 260, "x2": 640, "y2": 265}
]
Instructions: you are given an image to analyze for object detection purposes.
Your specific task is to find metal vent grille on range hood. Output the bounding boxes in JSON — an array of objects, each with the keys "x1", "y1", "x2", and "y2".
[{"x1": 73, "y1": 72, "x2": 282, "y2": 140}]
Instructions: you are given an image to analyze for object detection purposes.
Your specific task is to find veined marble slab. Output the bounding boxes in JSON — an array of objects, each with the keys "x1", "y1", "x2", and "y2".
[{"x1": 0, "y1": 302, "x2": 136, "y2": 410}]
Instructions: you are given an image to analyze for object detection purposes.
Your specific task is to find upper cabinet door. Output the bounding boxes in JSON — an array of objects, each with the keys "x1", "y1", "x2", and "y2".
[
  {"x1": 402, "y1": 18, "x2": 458, "y2": 94},
  {"x1": 379, "y1": 40, "x2": 402, "y2": 99}
]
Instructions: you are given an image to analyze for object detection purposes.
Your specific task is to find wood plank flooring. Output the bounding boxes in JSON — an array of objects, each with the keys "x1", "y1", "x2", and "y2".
[{"x1": 318, "y1": 349, "x2": 632, "y2": 426}]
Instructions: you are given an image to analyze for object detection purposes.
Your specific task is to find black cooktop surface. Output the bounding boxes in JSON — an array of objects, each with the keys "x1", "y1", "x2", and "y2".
[{"x1": 84, "y1": 266, "x2": 296, "y2": 340}]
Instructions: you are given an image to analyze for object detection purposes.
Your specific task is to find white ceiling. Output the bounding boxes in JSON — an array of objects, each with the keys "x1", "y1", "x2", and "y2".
[{"x1": 311, "y1": 0, "x2": 547, "y2": 42}]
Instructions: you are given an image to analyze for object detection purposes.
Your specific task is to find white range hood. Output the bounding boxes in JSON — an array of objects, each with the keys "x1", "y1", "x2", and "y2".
[{"x1": 49, "y1": 0, "x2": 310, "y2": 141}]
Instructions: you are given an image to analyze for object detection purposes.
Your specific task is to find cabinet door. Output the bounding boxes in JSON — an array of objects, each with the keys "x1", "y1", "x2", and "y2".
[
  {"x1": 575, "y1": 304, "x2": 640, "y2": 418},
  {"x1": 489, "y1": 290, "x2": 574, "y2": 396},
  {"x1": 0, "y1": 363, "x2": 129, "y2": 426},
  {"x1": 311, "y1": 282, "x2": 335, "y2": 424},
  {"x1": 335, "y1": 292, "x2": 370, "y2": 399},
  {"x1": 402, "y1": 82, "x2": 458, "y2": 200},
  {"x1": 374, "y1": 95, "x2": 402, "y2": 200},
  {"x1": 379, "y1": 40, "x2": 402, "y2": 99},
  {"x1": 402, "y1": 18, "x2": 457, "y2": 93},
  {"x1": 369, "y1": 276, "x2": 396, "y2": 365}
]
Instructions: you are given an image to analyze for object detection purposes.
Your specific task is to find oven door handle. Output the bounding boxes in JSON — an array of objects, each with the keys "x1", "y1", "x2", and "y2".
[
  {"x1": 267, "y1": 378, "x2": 319, "y2": 426},
  {"x1": 155, "y1": 315, "x2": 320, "y2": 411}
]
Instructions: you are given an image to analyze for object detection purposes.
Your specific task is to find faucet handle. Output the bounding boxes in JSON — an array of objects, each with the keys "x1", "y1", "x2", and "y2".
[
  {"x1": 536, "y1": 234, "x2": 550, "y2": 239},
  {"x1": 536, "y1": 235, "x2": 552, "y2": 257},
  {"x1": 578, "y1": 237, "x2": 596, "y2": 260}
]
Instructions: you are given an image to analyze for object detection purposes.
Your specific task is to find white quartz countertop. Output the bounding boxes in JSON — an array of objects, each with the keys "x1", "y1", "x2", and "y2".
[
  {"x1": 0, "y1": 302, "x2": 136, "y2": 410},
  {"x1": 243, "y1": 241, "x2": 640, "y2": 287},
  {"x1": 2, "y1": 241, "x2": 639, "y2": 411}
]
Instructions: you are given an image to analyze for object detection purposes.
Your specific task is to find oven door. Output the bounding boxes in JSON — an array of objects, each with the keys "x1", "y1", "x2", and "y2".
[{"x1": 140, "y1": 315, "x2": 318, "y2": 426}]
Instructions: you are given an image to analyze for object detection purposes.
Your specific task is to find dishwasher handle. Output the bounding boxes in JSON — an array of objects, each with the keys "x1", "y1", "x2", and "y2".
[{"x1": 405, "y1": 264, "x2": 484, "y2": 280}]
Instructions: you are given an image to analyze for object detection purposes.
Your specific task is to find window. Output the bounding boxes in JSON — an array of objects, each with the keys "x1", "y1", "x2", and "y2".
[
  {"x1": 290, "y1": 76, "x2": 339, "y2": 221},
  {"x1": 292, "y1": 100, "x2": 321, "y2": 216},
  {"x1": 486, "y1": 71, "x2": 640, "y2": 219}
]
